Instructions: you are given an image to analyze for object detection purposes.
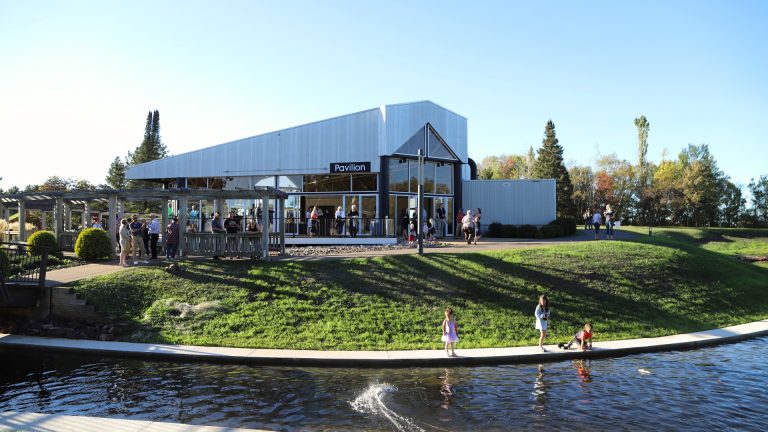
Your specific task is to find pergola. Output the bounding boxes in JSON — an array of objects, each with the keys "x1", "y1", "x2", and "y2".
[{"x1": 0, "y1": 187, "x2": 288, "y2": 260}]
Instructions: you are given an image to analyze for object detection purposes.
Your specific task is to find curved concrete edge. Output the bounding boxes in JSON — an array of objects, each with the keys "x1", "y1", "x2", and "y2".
[
  {"x1": 0, "y1": 411, "x2": 268, "y2": 432},
  {"x1": 1, "y1": 319, "x2": 767, "y2": 367}
]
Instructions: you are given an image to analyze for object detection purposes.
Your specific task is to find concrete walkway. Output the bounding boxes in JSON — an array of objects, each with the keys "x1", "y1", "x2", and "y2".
[
  {"x1": 0, "y1": 411, "x2": 267, "y2": 432},
  {"x1": 45, "y1": 261, "x2": 129, "y2": 287},
  {"x1": 2, "y1": 319, "x2": 767, "y2": 367}
]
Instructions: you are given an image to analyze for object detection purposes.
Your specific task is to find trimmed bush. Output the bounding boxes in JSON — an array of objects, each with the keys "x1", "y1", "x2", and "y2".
[
  {"x1": 0, "y1": 249, "x2": 9, "y2": 279},
  {"x1": 487, "y1": 222, "x2": 503, "y2": 237},
  {"x1": 500, "y1": 224, "x2": 517, "y2": 238},
  {"x1": 75, "y1": 228, "x2": 113, "y2": 261},
  {"x1": 27, "y1": 230, "x2": 58, "y2": 255},
  {"x1": 540, "y1": 224, "x2": 564, "y2": 238},
  {"x1": 548, "y1": 217, "x2": 577, "y2": 236},
  {"x1": 518, "y1": 224, "x2": 538, "y2": 238}
]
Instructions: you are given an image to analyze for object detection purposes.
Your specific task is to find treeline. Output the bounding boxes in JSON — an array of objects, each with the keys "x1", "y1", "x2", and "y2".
[{"x1": 478, "y1": 119, "x2": 768, "y2": 228}]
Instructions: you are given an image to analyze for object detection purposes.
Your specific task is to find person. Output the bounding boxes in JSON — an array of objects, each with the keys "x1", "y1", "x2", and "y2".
[
  {"x1": 247, "y1": 217, "x2": 261, "y2": 233},
  {"x1": 118, "y1": 218, "x2": 131, "y2": 267},
  {"x1": 347, "y1": 205, "x2": 359, "y2": 237},
  {"x1": 92, "y1": 216, "x2": 103, "y2": 230},
  {"x1": 309, "y1": 206, "x2": 319, "y2": 236},
  {"x1": 224, "y1": 211, "x2": 241, "y2": 255},
  {"x1": 211, "y1": 211, "x2": 225, "y2": 260},
  {"x1": 461, "y1": 210, "x2": 474, "y2": 244},
  {"x1": 334, "y1": 206, "x2": 345, "y2": 237},
  {"x1": 592, "y1": 208, "x2": 602, "y2": 240},
  {"x1": 189, "y1": 204, "x2": 200, "y2": 230},
  {"x1": 187, "y1": 221, "x2": 198, "y2": 233},
  {"x1": 435, "y1": 202, "x2": 446, "y2": 238},
  {"x1": 455, "y1": 208, "x2": 465, "y2": 239},
  {"x1": 400, "y1": 209, "x2": 409, "y2": 240},
  {"x1": 129, "y1": 215, "x2": 147, "y2": 264},
  {"x1": 604, "y1": 204, "x2": 614, "y2": 240},
  {"x1": 165, "y1": 217, "x2": 180, "y2": 259},
  {"x1": 534, "y1": 294, "x2": 550, "y2": 352},
  {"x1": 147, "y1": 213, "x2": 161, "y2": 259},
  {"x1": 425, "y1": 218, "x2": 436, "y2": 244},
  {"x1": 583, "y1": 209, "x2": 591, "y2": 231},
  {"x1": 408, "y1": 221, "x2": 416, "y2": 247},
  {"x1": 559, "y1": 323, "x2": 593, "y2": 351},
  {"x1": 441, "y1": 307, "x2": 459, "y2": 357},
  {"x1": 473, "y1": 208, "x2": 482, "y2": 244}
]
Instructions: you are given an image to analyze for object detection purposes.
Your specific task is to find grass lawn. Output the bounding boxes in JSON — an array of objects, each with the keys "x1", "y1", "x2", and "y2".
[{"x1": 70, "y1": 227, "x2": 768, "y2": 350}]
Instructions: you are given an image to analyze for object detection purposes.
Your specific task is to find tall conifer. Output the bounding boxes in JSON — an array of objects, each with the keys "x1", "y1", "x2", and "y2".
[{"x1": 532, "y1": 120, "x2": 575, "y2": 218}]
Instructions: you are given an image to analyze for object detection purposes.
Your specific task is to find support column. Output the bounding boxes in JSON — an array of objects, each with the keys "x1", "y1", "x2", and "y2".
[
  {"x1": 261, "y1": 193, "x2": 270, "y2": 261},
  {"x1": 64, "y1": 203, "x2": 72, "y2": 231},
  {"x1": 279, "y1": 197, "x2": 285, "y2": 255},
  {"x1": 41, "y1": 211, "x2": 48, "y2": 230},
  {"x1": 84, "y1": 201, "x2": 92, "y2": 228},
  {"x1": 54, "y1": 197, "x2": 64, "y2": 240},
  {"x1": 178, "y1": 194, "x2": 188, "y2": 257},
  {"x1": 19, "y1": 199, "x2": 27, "y2": 242},
  {"x1": 108, "y1": 195, "x2": 117, "y2": 258},
  {"x1": 161, "y1": 199, "x2": 169, "y2": 253}
]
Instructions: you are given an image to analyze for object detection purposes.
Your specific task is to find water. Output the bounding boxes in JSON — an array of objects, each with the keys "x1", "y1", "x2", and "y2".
[{"x1": 2, "y1": 337, "x2": 768, "y2": 431}]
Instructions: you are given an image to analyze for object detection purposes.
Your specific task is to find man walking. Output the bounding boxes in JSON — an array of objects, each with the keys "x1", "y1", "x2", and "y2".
[{"x1": 129, "y1": 215, "x2": 147, "y2": 264}]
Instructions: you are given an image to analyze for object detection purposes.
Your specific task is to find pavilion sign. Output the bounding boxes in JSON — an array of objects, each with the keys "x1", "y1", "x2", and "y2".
[{"x1": 329, "y1": 162, "x2": 371, "y2": 173}]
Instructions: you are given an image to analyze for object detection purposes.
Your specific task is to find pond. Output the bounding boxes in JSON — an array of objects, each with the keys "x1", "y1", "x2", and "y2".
[{"x1": 1, "y1": 337, "x2": 767, "y2": 431}]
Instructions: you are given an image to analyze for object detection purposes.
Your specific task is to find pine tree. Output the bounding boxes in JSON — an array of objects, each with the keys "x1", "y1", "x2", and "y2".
[
  {"x1": 532, "y1": 120, "x2": 575, "y2": 218},
  {"x1": 105, "y1": 156, "x2": 128, "y2": 189},
  {"x1": 128, "y1": 110, "x2": 167, "y2": 166}
]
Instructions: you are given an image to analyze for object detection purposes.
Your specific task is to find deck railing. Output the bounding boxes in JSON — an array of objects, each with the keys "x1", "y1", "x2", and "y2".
[
  {"x1": 0, "y1": 241, "x2": 50, "y2": 307},
  {"x1": 182, "y1": 232, "x2": 281, "y2": 257}
]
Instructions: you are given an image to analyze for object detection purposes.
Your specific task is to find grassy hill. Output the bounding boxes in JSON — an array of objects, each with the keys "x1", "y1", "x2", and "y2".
[{"x1": 70, "y1": 227, "x2": 768, "y2": 350}]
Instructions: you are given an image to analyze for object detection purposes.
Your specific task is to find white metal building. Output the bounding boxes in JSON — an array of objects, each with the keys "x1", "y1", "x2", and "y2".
[{"x1": 126, "y1": 100, "x2": 555, "y2": 242}]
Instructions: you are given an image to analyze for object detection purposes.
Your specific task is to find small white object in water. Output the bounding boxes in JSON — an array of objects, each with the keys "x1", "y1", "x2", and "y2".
[{"x1": 638, "y1": 368, "x2": 652, "y2": 375}]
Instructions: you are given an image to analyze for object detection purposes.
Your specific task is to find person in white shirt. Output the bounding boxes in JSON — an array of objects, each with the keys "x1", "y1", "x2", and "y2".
[
  {"x1": 334, "y1": 206, "x2": 346, "y2": 237},
  {"x1": 147, "y1": 213, "x2": 161, "y2": 259}
]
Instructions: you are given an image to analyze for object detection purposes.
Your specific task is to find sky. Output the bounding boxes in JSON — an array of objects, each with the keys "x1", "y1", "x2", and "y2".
[{"x1": 1, "y1": 1, "x2": 766, "y2": 193}]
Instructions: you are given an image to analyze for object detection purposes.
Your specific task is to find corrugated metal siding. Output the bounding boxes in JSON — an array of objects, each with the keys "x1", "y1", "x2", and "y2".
[
  {"x1": 127, "y1": 108, "x2": 384, "y2": 179},
  {"x1": 383, "y1": 101, "x2": 468, "y2": 162},
  {"x1": 127, "y1": 101, "x2": 468, "y2": 180},
  {"x1": 462, "y1": 179, "x2": 556, "y2": 226}
]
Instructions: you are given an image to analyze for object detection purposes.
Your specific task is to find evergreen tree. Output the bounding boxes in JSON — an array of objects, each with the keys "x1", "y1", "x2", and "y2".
[
  {"x1": 105, "y1": 156, "x2": 128, "y2": 189},
  {"x1": 128, "y1": 110, "x2": 167, "y2": 166},
  {"x1": 532, "y1": 120, "x2": 575, "y2": 218}
]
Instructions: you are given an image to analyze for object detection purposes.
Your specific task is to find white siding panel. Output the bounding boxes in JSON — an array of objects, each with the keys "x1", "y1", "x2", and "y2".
[
  {"x1": 462, "y1": 179, "x2": 556, "y2": 226},
  {"x1": 127, "y1": 108, "x2": 384, "y2": 179},
  {"x1": 384, "y1": 101, "x2": 468, "y2": 162}
]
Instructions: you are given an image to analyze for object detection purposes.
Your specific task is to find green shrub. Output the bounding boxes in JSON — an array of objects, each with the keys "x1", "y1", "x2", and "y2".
[
  {"x1": 500, "y1": 224, "x2": 517, "y2": 238},
  {"x1": 487, "y1": 222, "x2": 503, "y2": 237},
  {"x1": 518, "y1": 224, "x2": 538, "y2": 238},
  {"x1": 0, "y1": 249, "x2": 9, "y2": 279},
  {"x1": 75, "y1": 228, "x2": 113, "y2": 261},
  {"x1": 27, "y1": 230, "x2": 58, "y2": 255},
  {"x1": 540, "y1": 224, "x2": 564, "y2": 238},
  {"x1": 549, "y1": 218, "x2": 577, "y2": 236}
]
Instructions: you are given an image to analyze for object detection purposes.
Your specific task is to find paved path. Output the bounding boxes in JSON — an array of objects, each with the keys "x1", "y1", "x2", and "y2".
[
  {"x1": 3, "y1": 319, "x2": 766, "y2": 367},
  {"x1": 0, "y1": 411, "x2": 267, "y2": 432},
  {"x1": 45, "y1": 261, "x2": 129, "y2": 287}
]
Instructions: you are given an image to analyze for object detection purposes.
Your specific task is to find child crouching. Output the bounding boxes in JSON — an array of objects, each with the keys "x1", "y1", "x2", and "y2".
[{"x1": 558, "y1": 323, "x2": 593, "y2": 351}]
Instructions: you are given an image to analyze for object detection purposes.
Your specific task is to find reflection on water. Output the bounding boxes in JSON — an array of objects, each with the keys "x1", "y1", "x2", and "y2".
[{"x1": 1, "y1": 337, "x2": 768, "y2": 430}]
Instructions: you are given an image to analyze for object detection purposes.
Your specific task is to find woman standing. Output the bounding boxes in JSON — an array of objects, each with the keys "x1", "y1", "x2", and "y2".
[
  {"x1": 605, "y1": 204, "x2": 615, "y2": 240},
  {"x1": 534, "y1": 295, "x2": 550, "y2": 352},
  {"x1": 119, "y1": 219, "x2": 131, "y2": 267}
]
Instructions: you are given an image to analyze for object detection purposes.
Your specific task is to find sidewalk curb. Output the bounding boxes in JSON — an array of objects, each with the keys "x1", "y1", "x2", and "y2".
[{"x1": 2, "y1": 319, "x2": 767, "y2": 367}]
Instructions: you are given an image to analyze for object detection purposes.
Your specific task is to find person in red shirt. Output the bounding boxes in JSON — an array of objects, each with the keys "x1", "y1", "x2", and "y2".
[{"x1": 559, "y1": 323, "x2": 593, "y2": 351}]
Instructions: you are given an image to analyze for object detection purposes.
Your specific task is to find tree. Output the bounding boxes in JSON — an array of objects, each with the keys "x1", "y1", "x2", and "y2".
[
  {"x1": 532, "y1": 120, "x2": 575, "y2": 218},
  {"x1": 128, "y1": 110, "x2": 167, "y2": 167},
  {"x1": 568, "y1": 165, "x2": 594, "y2": 216},
  {"x1": 719, "y1": 180, "x2": 745, "y2": 227},
  {"x1": 524, "y1": 146, "x2": 535, "y2": 179},
  {"x1": 105, "y1": 156, "x2": 128, "y2": 189},
  {"x1": 594, "y1": 154, "x2": 636, "y2": 222},
  {"x1": 478, "y1": 154, "x2": 526, "y2": 179},
  {"x1": 38, "y1": 176, "x2": 70, "y2": 192},
  {"x1": 652, "y1": 158, "x2": 686, "y2": 225},
  {"x1": 634, "y1": 116, "x2": 652, "y2": 224},
  {"x1": 748, "y1": 175, "x2": 768, "y2": 226},
  {"x1": 679, "y1": 144, "x2": 725, "y2": 227}
]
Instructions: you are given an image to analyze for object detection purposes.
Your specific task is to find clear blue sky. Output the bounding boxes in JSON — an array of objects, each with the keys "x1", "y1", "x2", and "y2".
[{"x1": 1, "y1": 1, "x2": 766, "y2": 192}]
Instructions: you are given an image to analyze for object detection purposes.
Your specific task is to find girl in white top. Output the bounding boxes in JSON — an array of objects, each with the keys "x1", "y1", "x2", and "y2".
[{"x1": 534, "y1": 295, "x2": 550, "y2": 352}]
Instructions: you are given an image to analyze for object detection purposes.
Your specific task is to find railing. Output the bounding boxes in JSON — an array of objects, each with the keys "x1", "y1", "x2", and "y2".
[
  {"x1": 182, "y1": 232, "x2": 282, "y2": 257},
  {"x1": 0, "y1": 241, "x2": 50, "y2": 307},
  {"x1": 287, "y1": 217, "x2": 396, "y2": 237},
  {"x1": 1, "y1": 230, "x2": 20, "y2": 243}
]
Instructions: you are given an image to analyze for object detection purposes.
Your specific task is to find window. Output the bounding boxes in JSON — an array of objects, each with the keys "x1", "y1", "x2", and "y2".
[
  {"x1": 435, "y1": 163, "x2": 453, "y2": 194},
  {"x1": 352, "y1": 174, "x2": 377, "y2": 191},
  {"x1": 389, "y1": 159, "x2": 409, "y2": 192}
]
